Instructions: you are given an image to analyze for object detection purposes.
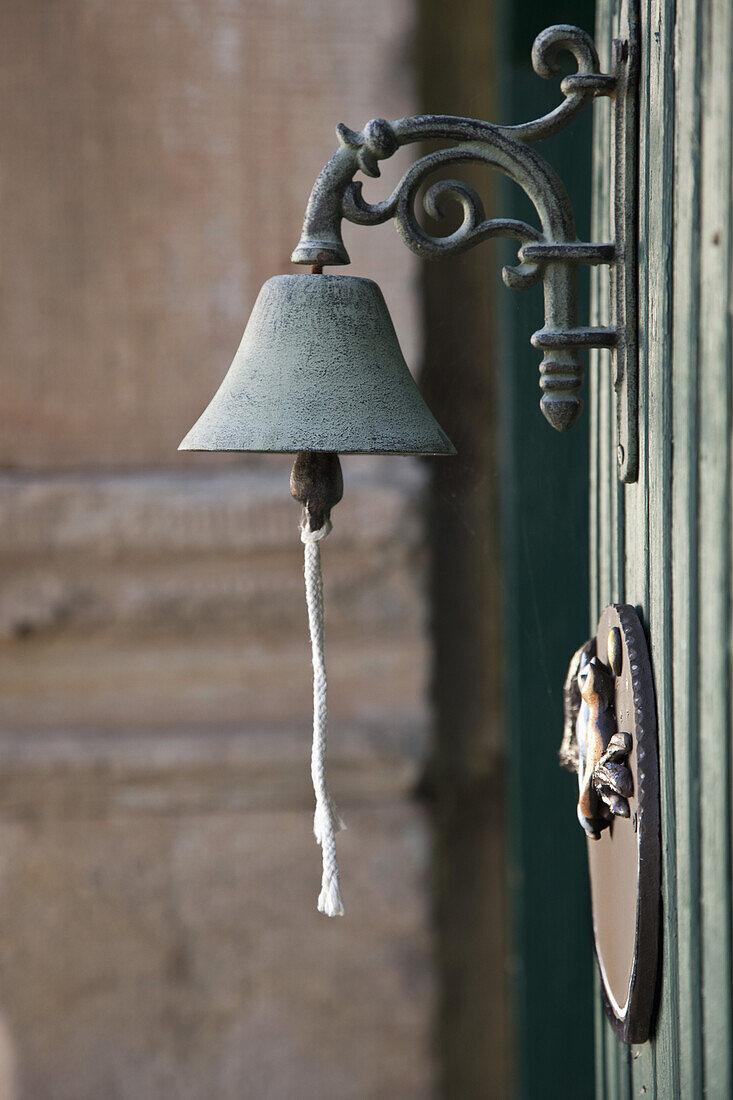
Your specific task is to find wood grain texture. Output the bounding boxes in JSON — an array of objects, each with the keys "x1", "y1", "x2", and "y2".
[
  {"x1": 671, "y1": 0, "x2": 704, "y2": 1090},
  {"x1": 643, "y1": 0, "x2": 679, "y2": 1092},
  {"x1": 698, "y1": 0, "x2": 733, "y2": 1092}
]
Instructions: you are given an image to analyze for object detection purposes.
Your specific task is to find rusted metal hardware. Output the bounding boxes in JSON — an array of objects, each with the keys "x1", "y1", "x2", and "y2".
[
  {"x1": 560, "y1": 604, "x2": 660, "y2": 1043},
  {"x1": 291, "y1": 10, "x2": 640, "y2": 481}
]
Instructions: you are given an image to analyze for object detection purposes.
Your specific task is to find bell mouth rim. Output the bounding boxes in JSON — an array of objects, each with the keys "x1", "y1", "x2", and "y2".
[{"x1": 178, "y1": 445, "x2": 457, "y2": 456}]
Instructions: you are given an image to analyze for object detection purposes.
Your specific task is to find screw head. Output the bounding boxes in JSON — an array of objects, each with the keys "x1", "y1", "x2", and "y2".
[{"x1": 617, "y1": 444, "x2": 625, "y2": 466}]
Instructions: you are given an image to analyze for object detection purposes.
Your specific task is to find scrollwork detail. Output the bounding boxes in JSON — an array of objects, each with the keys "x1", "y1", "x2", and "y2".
[
  {"x1": 343, "y1": 158, "x2": 545, "y2": 286},
  {"x1": 515, "y1": 24, "x2": 613, "y2": 140},
  {"x1": 289, "y1": 21, "x2": 628, "y2": 436}
]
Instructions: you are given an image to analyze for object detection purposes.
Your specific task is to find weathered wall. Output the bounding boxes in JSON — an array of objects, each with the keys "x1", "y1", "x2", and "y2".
[
  {"x1": 0, "y1": 0, "x2": 421, "y2": 468},
  {"x1": 0, "y1": 2, "x2": 437, "y2": 1097}
]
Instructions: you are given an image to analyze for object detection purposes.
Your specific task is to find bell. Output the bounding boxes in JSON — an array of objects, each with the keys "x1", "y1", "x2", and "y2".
[
  {"x1": 179, "y1": 271, "x2": 454, "y2": 919},
  {"x1": 178, "y1": 273, "x2": 455, "y2": 455}
]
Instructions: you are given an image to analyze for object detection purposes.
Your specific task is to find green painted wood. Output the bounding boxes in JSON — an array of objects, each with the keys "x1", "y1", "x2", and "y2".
[
  {"x1": 595, "y1": 976, "x2": 607, "y2": 1100},
  {"x1": 644, "y1": 0, "x2": 680, "y2": 1094},
  {"x1": 593, "y1": 0, "x2": 733, "y2": 1094},
  {"x1": 590, "y1": 4, "x2": 655, "y2": 1092},
  {"x1": 671, "y1": 0, "x2": 704, "y2": 1092},
  {"x1": 697, "y1": 0, "x2": 733, "y2": 1093},
  {"x1": 604, "y1": 1023, "x2": 620, "y2": 1097}
]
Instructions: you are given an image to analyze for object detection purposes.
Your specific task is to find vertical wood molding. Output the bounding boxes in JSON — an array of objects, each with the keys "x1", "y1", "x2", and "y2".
[
  {"x1": 671, "y1": 0, "x2": 704, "y2": 1091},
  {"x1": 697, "y1": 0, "x2": 733, "y2": 1091},
  {"x1": 643, "y1": 0, "x2": 679, "y2": 1093}
]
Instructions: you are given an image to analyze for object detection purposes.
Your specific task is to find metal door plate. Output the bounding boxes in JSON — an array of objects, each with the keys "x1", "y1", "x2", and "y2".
[{"x1": 561, "y1": 604, "x2": 660, "y2": 1042}]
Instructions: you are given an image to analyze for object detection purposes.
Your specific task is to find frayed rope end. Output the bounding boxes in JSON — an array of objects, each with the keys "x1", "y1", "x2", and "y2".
[{"x1": 318, "y1": 873, "x2": 345, "y2": 917}]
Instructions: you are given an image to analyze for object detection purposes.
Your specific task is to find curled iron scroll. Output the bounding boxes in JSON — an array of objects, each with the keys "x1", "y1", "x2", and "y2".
[{"x1": 290, "y1": 13, "x2": 638, "y2": 468}]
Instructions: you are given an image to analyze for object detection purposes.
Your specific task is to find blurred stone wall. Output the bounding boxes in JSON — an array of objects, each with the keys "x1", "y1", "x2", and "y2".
[{"x1": 0, "y1": 2, "x2": 436, "y2": 1097}]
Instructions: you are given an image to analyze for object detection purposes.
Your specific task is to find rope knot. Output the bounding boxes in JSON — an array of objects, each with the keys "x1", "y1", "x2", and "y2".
[{"x1": 300, "y1": 520, "x2": 332, "y2": 544}]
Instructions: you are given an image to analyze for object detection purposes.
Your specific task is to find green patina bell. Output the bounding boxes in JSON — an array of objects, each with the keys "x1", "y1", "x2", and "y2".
[
  {"x1": 179, "y1": 271, "x2": 454, "y2": 918},
  {"x1": 178, "y1": 273, "x2": 455, "y2": 455}
]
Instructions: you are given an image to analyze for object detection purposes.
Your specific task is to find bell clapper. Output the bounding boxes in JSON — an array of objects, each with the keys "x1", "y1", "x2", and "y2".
[
  {"x1": 290, "y1": 451, "x2": 346, "y2": 916},
  {"x1": 290, "y1": 450, "x2": 343, "y2": 534}
]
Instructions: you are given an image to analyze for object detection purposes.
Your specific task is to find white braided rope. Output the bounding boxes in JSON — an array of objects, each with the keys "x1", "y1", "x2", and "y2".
[{"x1": 301, "y1": 519, "x2": 345, "y2": 917}]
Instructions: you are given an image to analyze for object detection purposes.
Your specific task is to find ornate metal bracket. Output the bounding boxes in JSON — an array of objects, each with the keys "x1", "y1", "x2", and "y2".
[{"x1": 291, "y1": 7, "x2": 639, "y2": 481}]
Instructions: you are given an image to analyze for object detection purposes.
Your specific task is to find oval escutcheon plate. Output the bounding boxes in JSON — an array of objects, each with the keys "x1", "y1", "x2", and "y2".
[{"x1": 561, "y1": 604, "x2": 660, "y2": 1042}]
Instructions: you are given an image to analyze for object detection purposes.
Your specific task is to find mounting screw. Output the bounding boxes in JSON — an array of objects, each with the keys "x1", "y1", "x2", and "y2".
[{"x1": 617, "y1": 444, "x2": 625, "y2": 467}]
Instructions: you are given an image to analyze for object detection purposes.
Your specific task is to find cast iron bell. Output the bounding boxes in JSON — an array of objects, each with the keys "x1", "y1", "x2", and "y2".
[
  {"x1": 179, "y1": 271, "x2": 454, "y2": 917},
  {"x1": 178, "y1": 273, "x2": 455, "y2": 455}
]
